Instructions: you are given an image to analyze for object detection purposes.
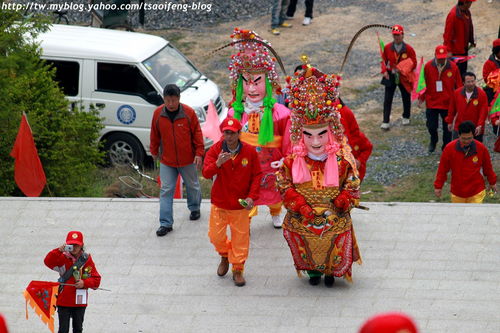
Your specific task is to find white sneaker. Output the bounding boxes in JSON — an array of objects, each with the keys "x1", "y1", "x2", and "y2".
[
  {"x1": 380, "y1": 122, "x2": 390, "y2": 130},
  {"x1": 302, "y1": 17, "x2": 312, "y2": 26},
  {"x1": 272, "y1": 215, "x2": 283, "y2": 228},
  {"x1": 402, "y1": 118, "x2": 410, "y2": 126}
]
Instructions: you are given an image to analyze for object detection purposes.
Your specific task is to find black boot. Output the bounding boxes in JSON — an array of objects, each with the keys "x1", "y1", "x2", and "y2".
[
  {"x1": 324, "y1": 275, "x2": 335, "y2": 287},
  {"x1": 309, "y1": 276, "x2": 321, "y2": 285}
]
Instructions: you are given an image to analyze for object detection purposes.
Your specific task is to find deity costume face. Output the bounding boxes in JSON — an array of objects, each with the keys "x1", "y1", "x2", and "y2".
[
  {"x1": 242, "y1": 73, "x2": 267, "y2": 104},
  {"x1": 302, "y1": 125, "x2": 330, "y2": 157}
]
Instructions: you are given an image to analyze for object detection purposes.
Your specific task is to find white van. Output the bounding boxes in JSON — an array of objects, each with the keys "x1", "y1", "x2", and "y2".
[{"x1": 37, "y1": 24, "x2": 226, "y2": 165}]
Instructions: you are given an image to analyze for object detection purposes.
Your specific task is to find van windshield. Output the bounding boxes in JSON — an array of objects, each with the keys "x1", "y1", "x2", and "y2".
[{"x1": 143, "y1": 44, "x2": 201, "y2": 90}]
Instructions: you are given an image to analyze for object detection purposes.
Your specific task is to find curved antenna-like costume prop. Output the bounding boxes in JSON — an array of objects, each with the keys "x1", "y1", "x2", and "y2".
[
  {"x1": 207, "y1": 39, "x2": 287, "y2": 77},
  {"x1": 339, "y1": 24, "x2": 393, "y2": 73}
]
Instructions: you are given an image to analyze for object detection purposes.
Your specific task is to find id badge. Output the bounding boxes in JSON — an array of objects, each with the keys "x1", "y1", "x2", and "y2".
[
  {"x1": 75, "y1": 289, "x2": 87, "y2": 305},
  {"x1": 436, "y1": 80, "x2": 443, "y2": 92}
]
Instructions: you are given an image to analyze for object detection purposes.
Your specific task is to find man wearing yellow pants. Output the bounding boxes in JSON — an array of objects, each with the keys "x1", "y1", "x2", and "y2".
[
  {"x1": 202, "y1": 118, "x2": 262, "y2": 286},
  {"x1": 434, "y1": 121, "x2": 497, "y2": 203}
]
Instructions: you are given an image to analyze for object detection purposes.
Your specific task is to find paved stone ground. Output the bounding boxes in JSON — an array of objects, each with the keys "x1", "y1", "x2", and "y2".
[{"x1": 1, "y1": 197, "x2": 499, "y2": 333}]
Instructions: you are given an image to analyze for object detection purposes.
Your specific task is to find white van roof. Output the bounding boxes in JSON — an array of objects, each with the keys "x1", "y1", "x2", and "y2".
[{"x1": 37, "y1": 24, "x2": 168, "y2": 62}]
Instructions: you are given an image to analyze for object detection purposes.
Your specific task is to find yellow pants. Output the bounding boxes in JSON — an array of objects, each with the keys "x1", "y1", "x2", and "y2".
[
  {"x1": 248, "y1": 201, "x2": 282, "y2": 218},
  {"x1": 208, "y1": 205, "x2": 250, "y2": 271},
  {"x1": 451, "y1": 190, "x2": 486, "y2": 203}
]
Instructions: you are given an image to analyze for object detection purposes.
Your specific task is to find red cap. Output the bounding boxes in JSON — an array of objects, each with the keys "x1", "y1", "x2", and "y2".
[
  {"x1": 359, "y1": 312, "x2": 418, "y2": 333},
  {"x1": 392, "y1": 24, "x2": 404, "y2": 35},
  {"x1": 493, "y1": 39, "x2": 500, "y2": 48},
  {"x1": 435, "y1": 45, "x2": 448, "y2": 59},
  {"x1": 219, "y1": 117, "x2": 242, "y2": 132},
  {"x1": 464, "y1": 0, "x2": 477, "y2": 2},
  {"x1": 0, "y1": 314, "x2": 8, "y2": 333},
  {"x1": 66, "y1": 231, "x2": 84, "y2": 246}
]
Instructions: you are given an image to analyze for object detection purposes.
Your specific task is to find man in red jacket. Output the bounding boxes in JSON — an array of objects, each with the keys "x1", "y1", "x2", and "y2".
[
  {"x1": 202, "y1": 117, "x2": 262, "y2": 287},
  {"x1": 338, "y1": 101, "x2": 373, "y2": 181},
  {"x1": 150, "y1": 84, "x2": 204, "y2": 236},
  {"x1": 423, "y1": 45, "x2": 463, "y2": 152},
  {"x1": 443, "y1": 0, "x2": 476, "y2": 77},
  {"x1": 380, "y1": 24, "x2": 417, "y2": 130},
  {"x1": 434, "y1": 121, "x2": 497, "y2": 203},
  {"x1": 44, "y1": 231, "x2": 101, "y2": 333},
  {"x1": 483, "y1": 38, "x2": 500, "y2": 105},
  {"x1": 446, "y1": 72, "x2": 488, "y2": 142}
]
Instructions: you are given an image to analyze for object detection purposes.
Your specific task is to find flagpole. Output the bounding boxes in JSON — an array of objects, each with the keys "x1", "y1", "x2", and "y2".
[{"x1": 58, "y1": 283, "x2": 111, "y2": 291}]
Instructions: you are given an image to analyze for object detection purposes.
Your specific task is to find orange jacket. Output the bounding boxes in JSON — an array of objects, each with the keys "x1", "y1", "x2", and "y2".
[{"x1": 150, "y1": 104, "x2": 204, "y2": 167}]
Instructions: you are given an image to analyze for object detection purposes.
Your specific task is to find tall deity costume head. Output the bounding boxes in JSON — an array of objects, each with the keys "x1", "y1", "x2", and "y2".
[{"x1": 228, "y1": 28, "x2": 282, "y2": 144}]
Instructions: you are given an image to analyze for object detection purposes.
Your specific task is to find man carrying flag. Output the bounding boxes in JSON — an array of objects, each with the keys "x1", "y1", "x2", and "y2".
[
  {"x1": 422, "y1": 45, "x2": 463, "y2": 152},
  {"x1": 10, "y1": 113, "x2": 46, "y2": 197},
  {"x1": 380, "y1": 24, "x2": 417, "y2": 130}
]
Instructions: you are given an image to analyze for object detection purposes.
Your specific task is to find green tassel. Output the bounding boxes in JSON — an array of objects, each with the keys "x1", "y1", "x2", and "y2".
[
  {"x1": 258, "y1": 77, "x2": 276, "y2": 145},
  {"x1": 232, "y1": 76, "x2": 244, "y2": 121}
]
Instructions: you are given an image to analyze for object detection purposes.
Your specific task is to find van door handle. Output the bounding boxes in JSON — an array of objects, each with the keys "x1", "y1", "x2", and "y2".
[{"x1": 96, "y1": 103, "x2": 106, "y2": 108}]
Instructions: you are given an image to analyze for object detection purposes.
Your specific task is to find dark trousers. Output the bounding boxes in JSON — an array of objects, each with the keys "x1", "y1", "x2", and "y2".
[
  {"x1": 426, "y1": 108, "x2": 451, "y2": 149},
  {"x1": 58, "y1": 306, "x2": 86, "y2": 333},
  {"x1": 286, "y1": 0, "x2": 314, "y2": 18},
  {"x1": 383, "y1": 78, "x2": 411, "y2": 123},
  {"x1": 452, "y1": 53, "x2": 468, "y2": 78}
]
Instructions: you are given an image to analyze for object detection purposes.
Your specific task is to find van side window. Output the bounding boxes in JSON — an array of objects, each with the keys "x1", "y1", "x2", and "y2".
[
  {"x1": 97, "y1": 63, "x2": 155, "y2": 101},
  {"x1": 45, "y1": 60, "x2": 80, "y2": 96}
]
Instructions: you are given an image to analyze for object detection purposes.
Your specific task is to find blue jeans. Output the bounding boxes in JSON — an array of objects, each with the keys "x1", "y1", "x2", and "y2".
[
  {"x1": 271, "y1": 0, "x2": 289, "y2": 28},
  {"x1": 159, "y1": 163, "x2": 201, "y2": 227}
]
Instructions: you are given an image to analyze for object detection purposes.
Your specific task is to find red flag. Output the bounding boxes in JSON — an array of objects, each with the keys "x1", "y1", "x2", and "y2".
[
  {"x1": 201, "y1": 100, "x2": 222, "y2": 143},
  {"x1": 24, "y1": 281, "x2": 59, "y2": 333},
  {"x1": 10, "y1": 113, "x2": 46, "y2": 196}
]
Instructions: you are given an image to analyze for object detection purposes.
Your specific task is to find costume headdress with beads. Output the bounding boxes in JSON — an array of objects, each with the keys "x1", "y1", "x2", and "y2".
[{"x1": 286, "y1": 60, "x2": 343, "y2": 144}]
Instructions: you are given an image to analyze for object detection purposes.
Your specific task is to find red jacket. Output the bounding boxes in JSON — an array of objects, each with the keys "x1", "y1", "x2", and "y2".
[
  {"x1": 424, "y1": 59, "x2": 463, "y2": 110},
  {"x1": 202, "y1": 140, "x2": 262, "y2": 210},
  {"x1": 339, "y1": 105, "x2": 373, "y2": 181},
  {"x1": 381, "y1": 42, "x2": 417, "y2": 74},
  {"x1": 443, "y1": 5, "x2": 474, "y2": 55},
  {"x1": 434, "y1": 139, "x2": 496, "y2": 197},
  {"x1": 482, "y1": 54, "x2": 500, "y2": 83},
  {"x1": 44, "y1": 249, "x2": 101, "y2": 307},
  {"x1": 445, "y1": 86, "x2": 488, "y2": 132},
  {"x1": 150, "y1": 104, "x2": 204, "y2": 167}
]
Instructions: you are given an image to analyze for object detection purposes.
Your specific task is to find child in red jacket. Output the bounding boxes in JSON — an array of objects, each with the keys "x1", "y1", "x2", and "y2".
[{"x1": 44, "y1": 231, "x2": 101, "y2": 333}]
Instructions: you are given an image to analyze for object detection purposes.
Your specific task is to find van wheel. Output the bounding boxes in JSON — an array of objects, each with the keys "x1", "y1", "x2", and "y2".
[{"x1": 103, "y1": 133, "x2": 144, "y2": 166}]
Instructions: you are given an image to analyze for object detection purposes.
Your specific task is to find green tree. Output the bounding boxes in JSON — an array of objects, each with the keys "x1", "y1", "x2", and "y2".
[{"x1": 0, "y1": 9, "x2": 104, "y2": 196}]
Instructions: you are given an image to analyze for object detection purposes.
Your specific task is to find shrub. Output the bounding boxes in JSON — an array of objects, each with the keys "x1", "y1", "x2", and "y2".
[{"x1": 0, "y1": 10, "x2": 104, "y2": 196}]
